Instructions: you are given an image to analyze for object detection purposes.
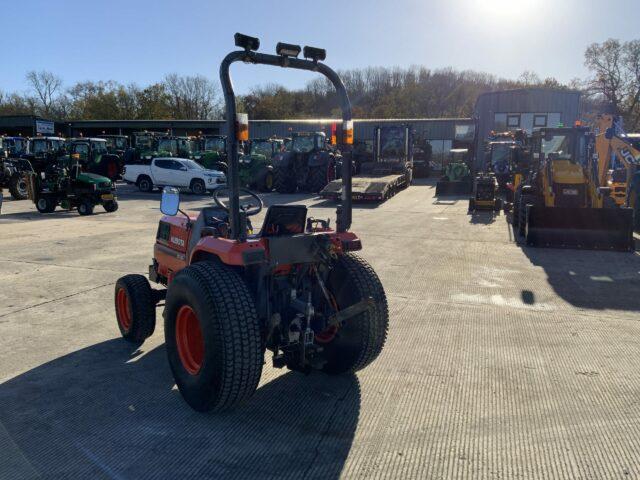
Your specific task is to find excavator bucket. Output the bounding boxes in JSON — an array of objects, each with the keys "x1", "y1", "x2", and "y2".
[
  {"x1": 435, "y1": 179, "x2": 472, "y2": 196},
  {"x1": 524, "y1": 206, "x2": 635, "y2": 251}
]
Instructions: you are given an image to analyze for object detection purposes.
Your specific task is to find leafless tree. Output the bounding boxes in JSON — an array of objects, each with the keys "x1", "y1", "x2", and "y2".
[
  {"x1": 584, "y1": 38, "x2": 640, "y2": 129},
  {"x1": 25, "y1": 70, "x2": 63, "y2": 117},
  {"x1": 163, "y1": 74, "x2": 222, "y2": 119}
]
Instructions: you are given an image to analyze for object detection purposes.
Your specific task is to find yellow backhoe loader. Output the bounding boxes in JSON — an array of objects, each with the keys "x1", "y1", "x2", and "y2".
[
  {"x1": 591, "y1": 114, "x2": 640, "y2": 229},
  {"x1": 517, "y1": 124, "x2": 634, "y2": 251}
]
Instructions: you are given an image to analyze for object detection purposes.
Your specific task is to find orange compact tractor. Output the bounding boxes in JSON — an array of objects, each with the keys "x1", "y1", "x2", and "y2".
[{"x1": 113, "y1": 34, "x2": 389, "y2": 412}]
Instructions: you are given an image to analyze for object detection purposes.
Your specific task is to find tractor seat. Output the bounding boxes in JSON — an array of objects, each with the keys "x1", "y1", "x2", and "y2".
[{"x1": 257, "y1": 205, "x2": 307, "y2": 237}]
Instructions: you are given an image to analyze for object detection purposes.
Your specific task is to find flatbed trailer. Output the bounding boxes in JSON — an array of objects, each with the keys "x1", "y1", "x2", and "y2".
[
  {"x1": 321, "y1": 171, "x2": 410, "y2": 202},
  {"x1": 321, "y1": 124, "x2": 413, "y2": 202}
]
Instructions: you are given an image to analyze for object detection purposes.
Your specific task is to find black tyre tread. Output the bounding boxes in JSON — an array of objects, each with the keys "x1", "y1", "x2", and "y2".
[
  {"x1": 115, "y1": 274, "x2": 156, "y2": 342},
  {"x1": 306, "y1": 166, "x2": 328, "y2": 193},
  {"x1": 138, "y1": 175, "x2": 153, "y2": 192},
  {"x1": 8, "y1": 175, "x2": 28, "y2": 200},
  {"x1": 167, "y1": 262, "x2": 263, "y2": 411},
  {"x1": 103, "y1": 200, "x2": 119, "y2": 212},
  {"x1": 512, "y1": 185, "x2": 522, "y2": 229},
  {"x1": 518, "y1": 194, "x2": 535, "y2": 237},
  {"x1": 190, "y1": 178, "x2": 206, "y2": 195},
  {"x1": 78, "y1": 201, "x2": 94, "y2": 216},
  {"x1": 325, "y1": 253, "x2": 389, "y2": 374},
  {"x1": 273, "y1": 166, "x2": 297, "y2": 193}
]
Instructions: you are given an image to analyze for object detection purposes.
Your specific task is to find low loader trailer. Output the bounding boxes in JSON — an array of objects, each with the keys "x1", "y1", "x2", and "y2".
[{"x1": 321, "y1": 125, "x2": 412, "y2": 202}]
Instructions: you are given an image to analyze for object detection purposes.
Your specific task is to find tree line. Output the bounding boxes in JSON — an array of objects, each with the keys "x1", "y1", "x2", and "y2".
[{"x1": 2, "y1": 38, "x2": 639, "y2": 131}]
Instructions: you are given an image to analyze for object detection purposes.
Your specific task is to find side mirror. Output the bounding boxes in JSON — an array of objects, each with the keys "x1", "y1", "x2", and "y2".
[
  {"x1": 160, "y1": 186, "x2": 180, "y2": 216},
  {"x1": 180, "y1": 166, "x2": 188, "y2": 171}
]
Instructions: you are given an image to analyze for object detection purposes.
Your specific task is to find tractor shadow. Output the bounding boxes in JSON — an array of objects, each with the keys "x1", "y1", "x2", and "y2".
[
  {"x1": 468, "y1": 210, "x2": 500, "y2": 225},
  {"x1": 0, "y1": 209, "x2": 111, "y2": 222},
  {"x1": 520, "y1": 245, "x2": 640, "y2": 311},
  {"x1": 0, "y1": 339, "x2": 360, "y2": 480}
]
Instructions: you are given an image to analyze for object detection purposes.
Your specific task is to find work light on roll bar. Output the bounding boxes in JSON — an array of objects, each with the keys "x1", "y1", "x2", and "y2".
[
  {"x1": 234, "y1": 33, "x2": 260, "y2": 52},
  {"x1": 276, "y1": 42, "x2": 301, "y2": 58},
  {"x1": 303, "y1": 46, "x2": 326, "y2": 62}
]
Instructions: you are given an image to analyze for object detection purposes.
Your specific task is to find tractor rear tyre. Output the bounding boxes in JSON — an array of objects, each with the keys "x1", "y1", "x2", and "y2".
[
  {"x1": 115, "y1": 274, "x2": 157, "y2": 343},
  {"x1": 273, "y1": 166, "x2": 297, "y2": 194},
  {"x1": 321, "y1": 253, "x2": 389, "y2": 375},
  {"x1": 164, "y1": 261, "x2": 263, "y2": 412},
  {"x1": 78, "y1": 200, "x2": 94, "y2": 216},
  {"x1": 8, "y1": 175, "x2": 28, "y2": 200},
  {"x1": 104, "y1": 200, "x2": 119, "y2": 212},
  {"x1": 35, "y1": 196, "x2": 56, "y2": 213},
  {"x1": 305, "y1": 166, "x2": 328, "y2": 193}
]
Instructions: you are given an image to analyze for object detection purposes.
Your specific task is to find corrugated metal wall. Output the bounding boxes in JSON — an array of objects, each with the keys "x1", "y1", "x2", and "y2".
[{"x1": 473, "y1": 88, "x2": 581, "y2": 166}]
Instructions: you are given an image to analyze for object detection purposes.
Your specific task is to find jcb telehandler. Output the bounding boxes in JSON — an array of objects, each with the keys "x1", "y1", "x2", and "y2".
[
  {"x1": 113, "y1": 34, "x2": 388, "y2": 412},
  {"x1": 517, "y1": 125, "x2": 634, "y2": 251}
]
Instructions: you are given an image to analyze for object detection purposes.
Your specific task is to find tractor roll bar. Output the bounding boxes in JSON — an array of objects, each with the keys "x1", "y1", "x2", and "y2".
[{"x1": 220, "y1": 46, "x2": 353, "y2": 241}]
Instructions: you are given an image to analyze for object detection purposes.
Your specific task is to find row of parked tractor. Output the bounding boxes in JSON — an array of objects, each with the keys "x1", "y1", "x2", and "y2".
[
  {"x1": 1, "y1": 120, "x2": 428, "y2": 215},
  {"x1": 436, "y1": 114, "x2": 640, "y2": 252}
]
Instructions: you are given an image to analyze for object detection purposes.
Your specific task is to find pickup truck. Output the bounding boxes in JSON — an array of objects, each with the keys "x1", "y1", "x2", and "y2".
[{"x1": 122, "y1": 157, "x2": 226, "y2": 194}]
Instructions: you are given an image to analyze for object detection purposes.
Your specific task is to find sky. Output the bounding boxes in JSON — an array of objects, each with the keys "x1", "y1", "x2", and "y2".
[{"x1": 2, "y1": 0, "x2": 639, "y2": 96}]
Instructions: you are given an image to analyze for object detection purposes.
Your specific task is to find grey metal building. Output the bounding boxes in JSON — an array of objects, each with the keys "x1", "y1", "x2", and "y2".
[{"x1": 474, "y1": 88, "x2": 581, "y2": 165}]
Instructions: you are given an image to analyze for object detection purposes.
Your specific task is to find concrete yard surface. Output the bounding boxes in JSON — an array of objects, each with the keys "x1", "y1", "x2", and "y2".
[{"x1": 1, "y1": 179, "x2": 640, "y2": 479}]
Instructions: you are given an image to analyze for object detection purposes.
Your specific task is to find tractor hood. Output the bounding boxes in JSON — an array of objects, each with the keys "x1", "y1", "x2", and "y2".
[{"x1": 77, "y1": 172, "x2": 112, "y2": 186}]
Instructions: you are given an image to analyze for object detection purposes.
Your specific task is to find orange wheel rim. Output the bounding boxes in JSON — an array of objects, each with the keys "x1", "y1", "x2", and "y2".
[
  {"x1": 116, "y1": 288, "x2": 131, "y2": 332},
  {"x1": 316, "y1": 291, "x2": 339, "y2": 343},
  {"x1": 175, "y1": 305, "x2": 204, "y2": 375}
]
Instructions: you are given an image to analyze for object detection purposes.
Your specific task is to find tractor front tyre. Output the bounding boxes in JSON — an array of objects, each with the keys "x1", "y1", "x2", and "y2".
[
  {"x1": 8, "y1": 175, "x2": 28, "y2": 200},
  {"x1": 103, "y1": 200, "x2": 119, "y2": 212},
  {"x1": 164, "y1": 261, "x2": 263, "y2": 412},
  {"x1": 512, "y1": 185, "x2": 522, "y2": 229},
  {"x1": 259, "y1": 170, "x2": 274, "y2": 192},
  {"x1": 35, "y1": 196, "x2": 56, "y2": 213},
  {"x1": 273, "y1": 167, "x2": 297, "y2": 194},
  {"x1": 114, "y1": 274, "x2": 156, "y2": 343},
  {"x1": 305, "y1": 166, "x2": 328, "y2": 193},
  {"x1": 78, "y1": 200, "x2": 94, "y2": 216},
  {"x1": 321, "y1": 253, "x2": 389, "y2": 375},
  {"x1": 518, "y1": 194, "x2": 535, "y2": 238},
  {"x1": 494, "y1": 198, "x2": 503, "y2": 213},
  {"x1": 468, "y1": 198, "x2": 475, "y2": 213}
]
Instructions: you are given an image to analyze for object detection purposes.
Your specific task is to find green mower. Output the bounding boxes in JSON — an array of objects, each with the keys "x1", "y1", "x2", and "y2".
[{"x1": 26, "y1": 153, "x2": 118, "y2": 215}]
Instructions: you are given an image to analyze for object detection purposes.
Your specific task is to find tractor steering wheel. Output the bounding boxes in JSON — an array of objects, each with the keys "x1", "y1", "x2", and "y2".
[{"x1": 213, "y1": 187, "x2": 263, "y2": 217}]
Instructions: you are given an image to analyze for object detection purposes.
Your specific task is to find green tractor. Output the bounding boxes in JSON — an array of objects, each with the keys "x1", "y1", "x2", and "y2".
[
  {"x1": 0, "y1": 136, "x2": 32, "y2": 200},
  {"x1": 125, "y1": 131, "x2": 170, "y2": 165},
  {"x1": 65, "y1": 138, "x2": 121, "y2": 181},
  {"x1": 191, "y1": 135, "x2": 228, "y2": 173},
  {"x1": 238, "y1": 137, "x2": 284, "y2": 192},
  {"x1": 26, "y1": 150, "x2": 118, "y2": 215}
]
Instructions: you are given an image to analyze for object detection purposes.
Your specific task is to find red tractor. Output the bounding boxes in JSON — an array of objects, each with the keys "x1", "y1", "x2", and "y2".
[{"x1": 114, "y1": 34, "x2": 389, "y2": 412}]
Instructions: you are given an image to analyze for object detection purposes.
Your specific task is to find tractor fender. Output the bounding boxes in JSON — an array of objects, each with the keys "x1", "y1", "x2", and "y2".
[
  {"x1": 308, "y1": 151, "x2": 332, "y2": 168},
  {"x1": 272, "y1": 151, "x2": 294, "y2": 168}
]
